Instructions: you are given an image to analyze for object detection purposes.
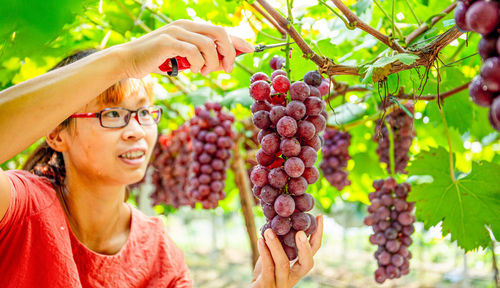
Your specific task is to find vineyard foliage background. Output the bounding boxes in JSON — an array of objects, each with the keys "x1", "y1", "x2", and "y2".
[{"x1": 0, "y1": 0, "x2": 499, "y2": 253}]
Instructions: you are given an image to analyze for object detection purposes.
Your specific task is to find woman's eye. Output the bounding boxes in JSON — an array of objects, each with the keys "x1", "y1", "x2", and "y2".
[
  {"x1": 104, "y1": 111, "x2": 120, "y2": 118},
  {"x1": 140, "y1": 109, "x2": 150, "y2": 117}
]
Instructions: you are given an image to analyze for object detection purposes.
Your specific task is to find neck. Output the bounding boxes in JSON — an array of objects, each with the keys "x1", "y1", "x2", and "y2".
[{"x1": 60, "y1": 172, "x2": 131, "y2": 255}]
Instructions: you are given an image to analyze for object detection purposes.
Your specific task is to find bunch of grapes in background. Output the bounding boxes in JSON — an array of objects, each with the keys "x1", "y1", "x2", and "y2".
[
  {"x1": 188, "y1": 102, "x2": 236, "y2": 209},
  {"x1": 320, "y1": 128, "x2": 351, "y2": 190},
  {"x1": 148, "y1": 124, "x2": 194, "y2": 208},
  {"x1": 373, "y1": 103, "x2": 415, "y2": 174},
  {"x1": 454, "y1": 0, "x2": 500, "y2": 131},
  {"x1": 364, "y1": 178, "x2": 415, "y2": 284},
  {"x1": 250, "y1": 63, "x2": 328, "y2": 260}
]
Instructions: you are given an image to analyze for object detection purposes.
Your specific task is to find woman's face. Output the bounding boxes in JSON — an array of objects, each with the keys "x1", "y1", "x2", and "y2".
[{"x1": 61, "y1": 85, "x2": 158, "y2": 186}]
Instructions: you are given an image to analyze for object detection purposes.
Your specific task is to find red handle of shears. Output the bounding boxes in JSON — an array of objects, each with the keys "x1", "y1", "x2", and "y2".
[{"x1": 158, "y1": 49, "x2": 245, "y2": 73}]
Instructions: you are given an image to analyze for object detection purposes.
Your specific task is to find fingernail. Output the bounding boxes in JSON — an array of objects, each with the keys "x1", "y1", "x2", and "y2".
[
  {"x1": 265, "y1": 229, "x2": 275, "y2": 240},
  {"x1": 298, "y1": 231, "x2": 307, "y2": 243}
]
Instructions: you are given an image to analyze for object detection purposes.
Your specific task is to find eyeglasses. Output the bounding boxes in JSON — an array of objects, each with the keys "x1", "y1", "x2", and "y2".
[{"x1": 70, "y1": 105, "x2": 163, "y2": 128}]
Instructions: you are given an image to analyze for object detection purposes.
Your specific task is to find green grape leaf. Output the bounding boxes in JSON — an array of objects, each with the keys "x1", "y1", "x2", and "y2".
[{"x1": 408, "y1": 147, "x2": 500, "y2": 251}]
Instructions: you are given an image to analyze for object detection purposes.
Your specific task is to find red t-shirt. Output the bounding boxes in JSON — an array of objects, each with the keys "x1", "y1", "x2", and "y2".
[{"x1": 0, "y1": 170, "x2": 193, "y2": 288}]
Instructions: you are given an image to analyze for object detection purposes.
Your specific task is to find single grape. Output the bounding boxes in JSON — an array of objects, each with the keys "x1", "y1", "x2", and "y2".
[
  {"x1": 307, "y1": 115, "x2": 326, "y2": 133},
  {"x1": 297, "y1": 120, "x2": 316, "y2": 140},
  {"x1": 250, "y1": 80, "x2": 271, "y2": 101},
  {"x1": 489, "y1": 96, "x2": 500, "y2": 131},
  {"x1": 282, "y1": 229, "x2": 297, "y2": 247},
  {"x1": 299, "y1": 146, "x2": 318, "y2": 167},
  {"x1": 263, "y1": 203, "x2": 277, "y2": 219},
  {"x1": 261, "y1": 133, "x2": 280, "y2": 155},
  {"x1": 273, "y1": 75, "x2": 291, "y2": 93},
  {"x1": 251, "y1": 101, "x2": 272, "y2": 113},
  {"x1": 289, "y1": 81, "x2": 310, "y2": 101},
  {"x1": 291, "y1": 212, "x2": 311, "y2": 231},
  {"x1": 280, "y1": 137, "x2": 301, "y2": 157},
  {"x1": 270, "y1": 56, "x2": 285, "y2": 70},
  {"x1": 268, "y1": 167, "x2": 288, "y2": 189},
  {"x1": 454, "y1": 1, "x2": 470, "y2": 32},
  {"x1": 465, "y1": 1, "x2": 498, "y2": 36},
  {"x1": 318, "y1": 79, "x2": 330, "y2": 96},
  {"x1": 304, "y1": 213, "x2": 317, "y2": 235},
  {"x1": 288, "y1": 177, "x2": 308, "y2": 196},
  {"x1": 304, "y1": 71, "x2": 322, "y2": 87},
  {"x1": 251, "y1": 72, "x2": 270, "y2": 83},
  {"x1": 253, "y1": 110, "x2": 271, "y2": 129},
  {"x1": 256, "y1": 149, "x2": 276, "y2": 166},
  {"x1": 250, "y1": 165, "x2": 269, "y2": 187},
  {"x1": 283, "y1": 245, "x2": 298, "y2": 261},
  {"x1": 260, "y1": 185, "x2": 280, "y2": 204},
  {"x1": 302, "y1": 166, "x2": 319, "y2": 184},
  {"x1": 271, "y1": 215, "x2": 292, "y2": 235},
  {"x1": 304, "y1": 97, "x2": 323, "y2": 116},
  {"x1": 294, "y1": 193, "x2": 314, "y2": 212},
  {"x1": 285, "y1": 101, "x2": 307, "y2": 120},
  {"x1": 284, "y1": 157, "x2": 305, "y2": 178},
  {"x1": 277, "y1": 116, "x2": 298, "y2": 137},
  {"x1": 271, "y1": 70, "x2": 287, "y2": 81},
  {"x1": 479, "y1": 36, "x2": 498, "y2": 60},
  {"x1": 274, "y1": 194, "x2": 295, "y2": 217},
  {"x1": 269, "y1": 106, "x2": 286, "y2": 124}
]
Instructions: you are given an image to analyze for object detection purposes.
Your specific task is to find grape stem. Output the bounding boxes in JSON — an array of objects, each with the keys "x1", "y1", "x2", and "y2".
[
  {"x1": 395, "y1": 81, "x2": 470, "y2": 101},
  {"x1": 404, "y1": 0, "x2": 421, "y2": 26},
  {"x1": 384, "y1": 121, "x2": 396, "y2": 176},
  {"x1": 284, "y1": 0, "x2": 293, "y2": 86},
  {"x1": 317, "y1": 0, "x2": 353, "y2": 29},
  {"x1": 330, "y1": 0, "x2": 405, "y2": 52},
  {"x1": 438, "y1": 104, "x2": 456, "y2": 183},
  {"x1": 406, "y1": 2, "x2": 457, "y2": 45},
  {"x1": 248, "y1": 2, "x2": 287, "y2": 38}
]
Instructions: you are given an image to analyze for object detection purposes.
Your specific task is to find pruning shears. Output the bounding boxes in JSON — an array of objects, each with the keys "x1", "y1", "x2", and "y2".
[{"x1": 159, "y1": 42, "x2": 291, "y2": 76}]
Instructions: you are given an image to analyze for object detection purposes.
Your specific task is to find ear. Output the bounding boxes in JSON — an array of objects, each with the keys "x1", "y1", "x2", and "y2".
[{"x1": 46, "y1": 126, "x2": 69, "y2": 152}]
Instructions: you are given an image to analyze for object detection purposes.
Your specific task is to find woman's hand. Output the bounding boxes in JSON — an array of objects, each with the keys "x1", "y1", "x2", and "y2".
[
  {"x1": 251, "y1": 215, "x2": 323, "y2": 288},
  {"x1": 117, "y1": 19, "x2": 254, "y2": 78}
]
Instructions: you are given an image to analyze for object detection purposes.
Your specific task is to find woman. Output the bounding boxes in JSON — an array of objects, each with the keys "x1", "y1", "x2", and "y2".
[{"x1": 0, "y1": 20, "x2": 323, "y2": 287}]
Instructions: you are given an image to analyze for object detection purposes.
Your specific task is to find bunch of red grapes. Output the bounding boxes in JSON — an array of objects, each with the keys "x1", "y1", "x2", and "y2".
[
  {"x1": 148, "y1": 124, "x2": 194, "y2": 208},
  {"x1": 364, "y1": 178, "x2": 415, "y2": 284},
  {"x1": 188, "y1": 103, "x2": 236, "y2": 209},
  {"x1": 320, "y1": 128, "x2": 351, "y2": 190},
  {"x1": 249, "y1": 65, "x2": 328, "y2": 260},
  {"x1": 454, "y1": 0, "x2": 500, "y2": 131},
  {"x1": 373, "y1": 103, "x2": 415, "y2": 174}
]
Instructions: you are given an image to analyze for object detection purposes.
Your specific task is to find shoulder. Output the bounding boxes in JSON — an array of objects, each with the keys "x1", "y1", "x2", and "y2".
[
  {"x1": 5, "y1": 170, "x2": 57, "y2": 205},
  {"x1": 0, "y1": 170, "x2": 58, "y2": 230}
]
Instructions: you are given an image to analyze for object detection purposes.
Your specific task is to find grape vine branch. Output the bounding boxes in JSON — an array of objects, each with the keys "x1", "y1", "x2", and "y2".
[{"x1": 252, "y1": 0, "x2": 463, "y2": 79}]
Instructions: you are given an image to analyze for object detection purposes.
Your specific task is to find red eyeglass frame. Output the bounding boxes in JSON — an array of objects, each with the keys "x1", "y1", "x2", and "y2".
[{"x1": 69, "y1": 105, "x2": 163, "y2": 128}]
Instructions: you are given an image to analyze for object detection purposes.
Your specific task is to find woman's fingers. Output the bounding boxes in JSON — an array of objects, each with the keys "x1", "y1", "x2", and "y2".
[
  {"x1": 264, "y1": 229, "x2": 290, "y2": 287},
  {"x1": 166, "y1": 37, "x2": 205, "y2": 74},
  {"x1": 257, "y1": 238, "x2": 275, "y2": 286},
  {"x1": 230, "y1": 34, "x2": 255, "y2": 53},
  {"x1": 296, "y1": 231, "x2": 314, "y2": 271},
  {"x1": 167, "y1": 26, "x2": 220, "y2": 75},
  {"x1": 171, "y1": 20, "x2": 237, "y2": 73},
  {"x1": 252, "y1": 256, "x2": 262, "y2": 281},
  {"x1": 310, "y1": 215, "x2": 324, "y2": 255}
]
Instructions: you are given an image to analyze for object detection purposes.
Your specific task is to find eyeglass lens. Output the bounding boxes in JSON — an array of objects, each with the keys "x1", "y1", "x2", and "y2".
[{"x1": 101, "y1": 106, "x2": 161, "y2": 128}]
